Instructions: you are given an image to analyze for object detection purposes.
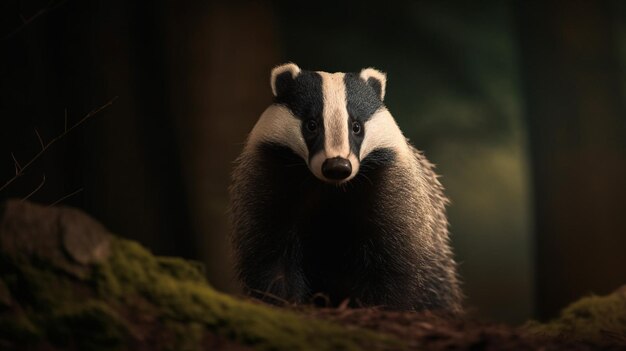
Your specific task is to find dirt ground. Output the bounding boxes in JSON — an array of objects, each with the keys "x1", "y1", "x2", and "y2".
[{"x1": 306, "y1": 306, "x2": 603, "y2": 351}]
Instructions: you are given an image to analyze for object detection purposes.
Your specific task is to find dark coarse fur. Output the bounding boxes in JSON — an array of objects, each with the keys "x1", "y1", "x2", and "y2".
[{"x1": 230, "y1": 137, "x2": 463, "y2": 313}]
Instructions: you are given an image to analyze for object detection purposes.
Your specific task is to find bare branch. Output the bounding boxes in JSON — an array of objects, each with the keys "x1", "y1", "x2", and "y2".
[
  {"x1": 0, "y1": 96, "x2": 118, "y2": 193},
  {"x1": 21, "y1": 174, "x2": 46, "y2": 201},
  {"x1": 67, "y1": 96, "x2": 118, "y2": 136},
  {"x1": 48, "y1": 187, "x2": 83, "y2": 207},
  {"x1": 2, "y1": 0, "x2": 69, "y2": 41}
]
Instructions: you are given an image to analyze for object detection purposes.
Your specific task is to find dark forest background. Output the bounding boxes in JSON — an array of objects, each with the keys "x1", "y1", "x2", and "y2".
[{"x1": 1, "y1": 0, "x2": 625, "y2": 324}]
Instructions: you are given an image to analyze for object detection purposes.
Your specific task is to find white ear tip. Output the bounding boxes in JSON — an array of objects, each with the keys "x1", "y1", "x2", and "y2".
[
  {"x1": 360, "y1": 67, "x2": 387, "y2": 100},
  {"x1": 271, "y1": 63, "x2": 301, "y2": 96},
  {"x1": 360, "y1": 67, "x2": 386, "y2": 79}
]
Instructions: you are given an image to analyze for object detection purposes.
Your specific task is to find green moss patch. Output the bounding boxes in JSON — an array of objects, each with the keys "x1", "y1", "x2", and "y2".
[
  {"x1": 96, "y1": 237, "x2": 400, "y2": 351},
  {"x1": 0, "y1": 217, "x2": 399, "y2": 350},
  {"x1": 47, "y1": 300, "x2": 130, "y2": 351},
  {"x1": 525, "y1": 287, "x2": 626, "y2": 346}
]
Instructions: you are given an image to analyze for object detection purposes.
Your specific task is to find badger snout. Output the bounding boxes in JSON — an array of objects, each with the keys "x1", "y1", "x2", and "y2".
[
  {"x1": 309, "y1": 152, "x2": 359, "y2": 184},
  {"x1": 322, "y1": 157, "x2": 352, "y2": 180}
]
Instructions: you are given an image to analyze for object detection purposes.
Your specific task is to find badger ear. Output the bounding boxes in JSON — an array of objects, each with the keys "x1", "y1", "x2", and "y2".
[
  {"x1": 359, "y1": 67, "x2": 387, "y2": 101},
  {"x1": 270, "y1": 63, "x2": 301, "y2": 97}
]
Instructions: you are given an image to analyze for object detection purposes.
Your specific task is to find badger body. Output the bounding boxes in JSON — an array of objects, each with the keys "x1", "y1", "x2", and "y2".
[{"x1": 230, "y1": 63, "x2": 462, "y2": 313}]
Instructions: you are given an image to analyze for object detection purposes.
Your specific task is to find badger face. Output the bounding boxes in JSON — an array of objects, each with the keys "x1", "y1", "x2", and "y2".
[{"x1": 248, "y1": 63, "x2": 403, "y2": 185}]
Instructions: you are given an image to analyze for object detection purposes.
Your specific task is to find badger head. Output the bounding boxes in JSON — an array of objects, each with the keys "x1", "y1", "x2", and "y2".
[{"x1": 247, "y1": 63, "x2": 407, "y2": 185}]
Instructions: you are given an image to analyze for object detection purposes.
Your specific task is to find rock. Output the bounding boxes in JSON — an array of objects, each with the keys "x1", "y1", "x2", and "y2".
[
  {"x1": 60, "y1": 207, "x2": 110, "y2": 265},
  {"x1": 0, "y1": 200, "x2": 111, "y2": 278}
]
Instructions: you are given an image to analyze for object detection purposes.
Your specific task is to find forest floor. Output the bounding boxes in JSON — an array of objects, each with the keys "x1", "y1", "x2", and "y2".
[
  {"x1": 0, "y1": 200, "x2": 624, "y2": 351},
  {"x1": 303, "y1": 306, "x2": 619, "y2": 351}
]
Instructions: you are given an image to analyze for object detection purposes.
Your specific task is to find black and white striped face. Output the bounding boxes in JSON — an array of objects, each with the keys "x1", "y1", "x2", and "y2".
[{"x1": 248, "y1": 63, "x2": 405, "y2": 184}]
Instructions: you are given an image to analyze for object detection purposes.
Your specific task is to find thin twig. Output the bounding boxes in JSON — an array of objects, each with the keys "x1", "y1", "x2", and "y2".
[
  {"x1": 21, "y1": 174, "x2": 46, "y2": 201},
  {"x1": 10, "y1": 152, "x2": 22, "y2": 175},
  {"x1": 48, "y1": 187, "x2": 83, "y2": 207},
  {"x1": 2, "y1": 0, "x2": 69, "y2": 41},
  {"x1": 34, "y1": 128, "x2": 45, "y2": 150},
  {"x1": 248, "y1": 288, "x2": 293, "y2": 306},
  {"x1": 0, "y1": 96, "x2": 118, "y2": 193}
]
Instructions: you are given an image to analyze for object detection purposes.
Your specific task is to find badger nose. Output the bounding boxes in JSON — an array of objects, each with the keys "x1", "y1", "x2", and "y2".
[{"x1": 322, "y1": 157, "x2": 352, "y2": 180}]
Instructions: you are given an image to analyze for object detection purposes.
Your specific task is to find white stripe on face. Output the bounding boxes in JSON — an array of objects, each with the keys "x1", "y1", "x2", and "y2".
[
  {"x1": 246, "y1": 104, "x2": 308, "y2": 160},
  {"x1": 306, "y1": 71, "x2": 361, "y2": 183},
  {"x1": 318, "y1": 71, "x2": 350, "y2": 158},
  {"x1": 360, "y1": 109, "x2": 410, "y2": 161}
]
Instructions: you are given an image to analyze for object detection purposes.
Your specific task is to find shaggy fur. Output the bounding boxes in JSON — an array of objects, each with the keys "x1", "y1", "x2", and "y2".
[{"x1": 229, "y1": 65, "x2": 462, "y2": 313}]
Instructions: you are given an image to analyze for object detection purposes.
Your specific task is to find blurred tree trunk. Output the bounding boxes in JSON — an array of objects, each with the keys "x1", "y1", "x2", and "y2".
[
  {"x1": 163, "y1": 1, "x2": 279, "y2": 292},
  {"x1": 516, "y1": 0, "x2": 626, "y2": 319},
  {"x1": 1, "y1": 0, "x2": 279, "y2": 293}
]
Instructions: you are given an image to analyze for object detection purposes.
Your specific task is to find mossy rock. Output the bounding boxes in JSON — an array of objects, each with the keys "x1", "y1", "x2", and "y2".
[
  {"x1": 46, "y1": 300, "x2": 130, "y2": 351},
  {"x1": 0, "y1": 200, "x2": 399, "y2": 351}
]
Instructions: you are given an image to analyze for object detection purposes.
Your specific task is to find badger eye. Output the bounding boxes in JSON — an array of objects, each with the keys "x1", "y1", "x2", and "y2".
[
  {"x1": 305, "y1": 119, "x2": 318, "y2": 133},
  {"x1": 352, "y1": 121, "x2": 362, "y2": 135}
]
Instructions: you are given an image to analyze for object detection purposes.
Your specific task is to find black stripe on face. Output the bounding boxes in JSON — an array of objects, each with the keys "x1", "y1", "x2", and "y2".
[
  {"x1": 360, "y1": 147, "x2": 396, "y2": 169},
  {"x1": 344, "y1": 73, "x2": 385, "y2": 159},
  {"x1": 274, "y1": 71, "x2": 325, "y2": 160}
]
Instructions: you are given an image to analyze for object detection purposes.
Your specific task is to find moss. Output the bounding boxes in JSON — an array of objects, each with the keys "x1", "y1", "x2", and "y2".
[
  {"x1": 162, "y1": 320, "x2": 206, "y2": 351},
  {"x1": 46, "y1": 300, "x2": 130, "y2": 351},
  {"x1": 157, "y1": 257, "x2": 207, "y2": 283},
  {"x1": 1, "y1": 224, "x2": 399, "y2": 350},
  {"x1": 0, "y1": 252, "x2": 77, "y2": 316},
  {"x1": 17, "y1": 264, "x2": 77, "y2": 312},
  {"x1": 525, "y1": 288, "x2": 626, "y2": 345},
  {"x1": 0, "y1": 248, "x2": 130, "y2": 350},
  {"x1": 95, "y1": 237, "x2": 401, "y2": 351}
]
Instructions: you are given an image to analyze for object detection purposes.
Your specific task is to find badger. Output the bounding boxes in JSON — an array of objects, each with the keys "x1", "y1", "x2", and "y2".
[{"x1": 229, "y1": 63, "x2": 462, "y2": 313}]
